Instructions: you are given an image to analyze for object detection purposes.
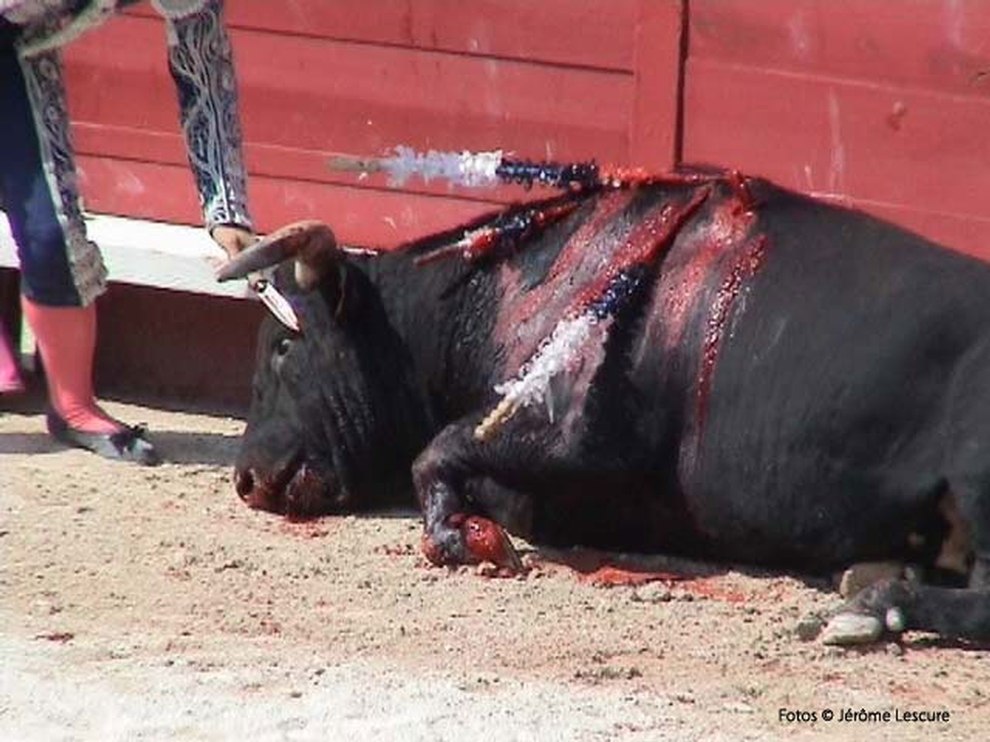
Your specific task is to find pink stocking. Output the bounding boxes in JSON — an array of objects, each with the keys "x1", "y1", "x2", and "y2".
[
  {"x1": 0, "y1": 321, "x2": 24, "y2": 393},
  {"x1": 21, "y1": 296, "x2": 122, "y2": 434}
]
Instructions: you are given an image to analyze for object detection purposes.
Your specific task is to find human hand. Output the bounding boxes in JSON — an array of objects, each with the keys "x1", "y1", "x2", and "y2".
[{"x1": 211, "y1": 224, "x2": 256, "y2": 259}]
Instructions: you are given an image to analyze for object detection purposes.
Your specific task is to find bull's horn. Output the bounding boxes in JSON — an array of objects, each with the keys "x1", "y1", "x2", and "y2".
[{"x1": 217, "y1": 220, "x2": 338, "y2": 290}]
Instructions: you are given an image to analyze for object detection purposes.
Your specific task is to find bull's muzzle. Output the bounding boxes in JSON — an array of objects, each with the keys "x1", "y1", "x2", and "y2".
[
  {"x1": 234, "y1": 467, "x2": 256, "y2": 501},
  {"x1": 232, "y1": 461, "x2": 343, "y2": 519}
]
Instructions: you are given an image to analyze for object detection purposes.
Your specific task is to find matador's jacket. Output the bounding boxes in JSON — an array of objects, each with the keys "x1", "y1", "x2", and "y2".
[{"x1": 0, "y1": 0, "x2": 252, "y2": 305}]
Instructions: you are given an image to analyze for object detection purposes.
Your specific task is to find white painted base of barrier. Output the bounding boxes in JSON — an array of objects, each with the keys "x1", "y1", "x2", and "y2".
[{"x1": 0, "y1": 212, "x2": 253, "y2": 300}]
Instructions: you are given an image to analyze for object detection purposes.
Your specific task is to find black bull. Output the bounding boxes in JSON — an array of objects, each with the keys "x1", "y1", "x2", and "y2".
[{"x1": 219, "y1": 176, "x2": 990, "y2": 645}]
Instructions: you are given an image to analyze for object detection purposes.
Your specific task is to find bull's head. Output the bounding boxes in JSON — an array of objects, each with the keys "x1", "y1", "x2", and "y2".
[{"x1": 218, "y1": 222, "x2": 425, "y2": 518}]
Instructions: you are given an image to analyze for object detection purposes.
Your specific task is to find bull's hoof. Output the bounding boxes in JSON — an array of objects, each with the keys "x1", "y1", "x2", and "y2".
[
  {"x1": 821, "y1": 613, "x2": 883, "y2": 645},
  {"x1": 421, "y1": 531, "x2": 459, "y2": 567},
  {"x1": 822, "y1": 579, "x2": 911, "y2": 646},
  {"x1": 836, "y1": 561, "x2": 904, "y2": 599},
  {"x1": 460, "y1": 515, "x2": 523, "y2": 571},
  {"x1": 421, "y1": 514, "x2": 523, "y2": 573}
]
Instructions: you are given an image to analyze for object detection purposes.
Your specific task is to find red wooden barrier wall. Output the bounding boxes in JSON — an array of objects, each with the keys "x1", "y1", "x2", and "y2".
[
  {"x1": 62, "y1": 0, "x2": 682, "y2": 248},
  {"x1": 61, "y1": 1, "x2": 989, "y2": 259},
  {"x1": 683, "y1": 0, "x2": 990, "y2": 260}
]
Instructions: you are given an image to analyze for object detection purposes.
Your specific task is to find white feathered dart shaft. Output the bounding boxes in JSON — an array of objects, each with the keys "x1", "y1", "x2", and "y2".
[
  {"x1": 329, "y1": 145, "x2": 722, "y2": 193},
  {"x1": 329, "y1": 146, "x2": 505, "y2": 188},
  {"x1": 329, "y1": 146, "x2": 606, "y2": 190},
  {"x1": 382, "y1": 146, "x2": 505, "y2": 187}
]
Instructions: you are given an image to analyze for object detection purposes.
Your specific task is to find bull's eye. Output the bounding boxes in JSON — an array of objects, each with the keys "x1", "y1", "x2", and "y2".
[{"x1": 271, "y1": 337, "x2": 294, "y2": 375}]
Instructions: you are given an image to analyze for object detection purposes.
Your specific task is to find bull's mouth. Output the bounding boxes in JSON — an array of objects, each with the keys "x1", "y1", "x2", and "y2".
[{"x1": 235, "y1": 455, "x2": 348, "y2": 520}]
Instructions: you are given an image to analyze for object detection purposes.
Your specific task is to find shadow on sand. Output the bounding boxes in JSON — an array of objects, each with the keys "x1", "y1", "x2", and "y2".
[{"x1": 0, "y1": 429, "x2": 242, "y2": 468}]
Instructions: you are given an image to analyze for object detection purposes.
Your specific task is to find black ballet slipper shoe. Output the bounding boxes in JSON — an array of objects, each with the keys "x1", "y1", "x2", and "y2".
[{"x1": 46, "y1": 409, "x2": 160, "y2": 466}]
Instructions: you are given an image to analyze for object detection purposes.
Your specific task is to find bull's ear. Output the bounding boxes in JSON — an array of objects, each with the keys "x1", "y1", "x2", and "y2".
[{"x1": 217, "y1": 220, "x2": 338, "y2": 291}]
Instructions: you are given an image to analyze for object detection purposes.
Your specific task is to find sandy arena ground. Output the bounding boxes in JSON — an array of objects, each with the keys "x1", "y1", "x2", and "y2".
[{"x1": 2, "y1": 392, "x2": 989, "y2": 741}]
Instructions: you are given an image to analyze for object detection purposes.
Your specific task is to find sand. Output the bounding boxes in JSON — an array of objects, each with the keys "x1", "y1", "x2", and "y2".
[{"x1": 2, "y1": 395, "x2": 988, "y2": 740}]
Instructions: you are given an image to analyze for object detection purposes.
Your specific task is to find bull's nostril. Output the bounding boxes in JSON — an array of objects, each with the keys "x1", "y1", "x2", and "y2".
[{"x1": 235, "y1": 469, "x2": 255, "y2": 499}]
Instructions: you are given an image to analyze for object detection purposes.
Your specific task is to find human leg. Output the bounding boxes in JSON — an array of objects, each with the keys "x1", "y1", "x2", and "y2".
[{"x1": 0, "y1": 39, "x2": 155, "y2": 462}]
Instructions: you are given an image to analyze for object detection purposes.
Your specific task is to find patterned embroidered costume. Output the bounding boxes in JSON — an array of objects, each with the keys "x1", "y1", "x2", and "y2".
[{"x1": 0, "y1": 0, "x2": 252, "y2": 306}]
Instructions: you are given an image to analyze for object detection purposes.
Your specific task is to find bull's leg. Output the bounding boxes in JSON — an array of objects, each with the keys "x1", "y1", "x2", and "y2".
[
  {"x1": 413, "y1": 421, "x2": 531, "y2": 570},
  {"x1": 822, "y1": 578, "x2": 990, "y2": 645},
  {"x1": 823, "y1": 478, "x2": 990, "y2": 645},
  {"x1": 824, "y1": 488, "x2": 990, "y2": 645},
  {"x1": 825, "y1": 349, "x2": 990, "y2": 646},
  {"x1": 412, "y1": 413, "x2": 605, "y2": 570}
]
